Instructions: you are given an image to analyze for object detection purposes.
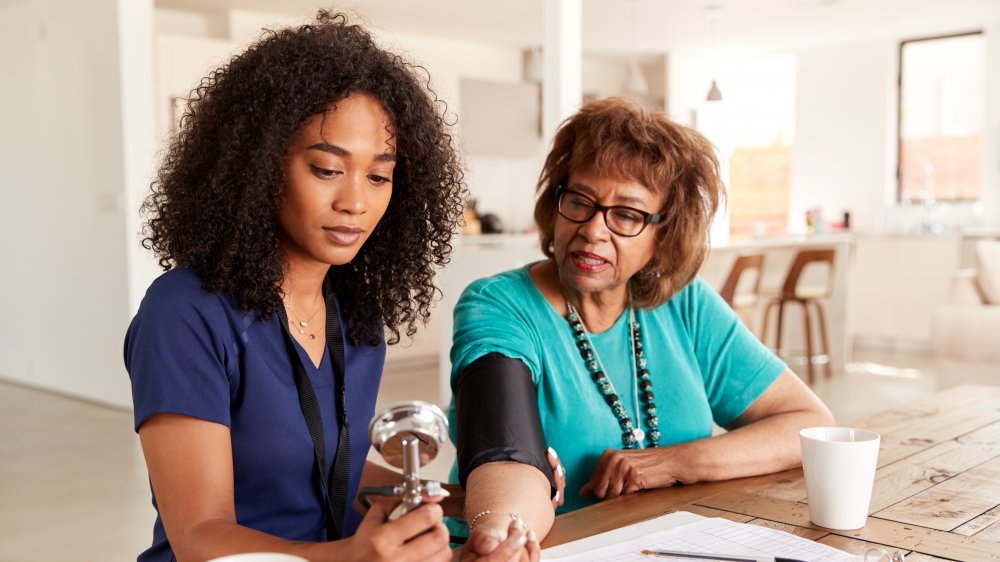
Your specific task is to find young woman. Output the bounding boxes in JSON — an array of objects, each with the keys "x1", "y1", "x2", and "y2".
[{"x1": 126, "y1": 12, "x2": 536, "y2": 562}]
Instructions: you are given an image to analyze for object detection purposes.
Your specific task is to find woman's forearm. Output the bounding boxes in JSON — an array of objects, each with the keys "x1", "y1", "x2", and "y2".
[
  {"x1": 170, "y1": 518, "x2": 342, "y2": 562},
  {"x1": 671, "y1": 369, "x2": 834, "y2": 484},
  {"x1": 464, "y1": 461, "x2": 554, "y2": 540},
  {"x1": 670, "y1": 404, "x2": 834, "y2": 484}
]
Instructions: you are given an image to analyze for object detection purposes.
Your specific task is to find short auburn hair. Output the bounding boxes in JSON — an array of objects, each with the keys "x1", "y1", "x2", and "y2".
[{"x1": 534, "y1": 97, "x2": 723, "y2": 308}]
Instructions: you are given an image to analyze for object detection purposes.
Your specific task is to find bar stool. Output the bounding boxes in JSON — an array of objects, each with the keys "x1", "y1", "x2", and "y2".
[
  {"x1": 761, "y1": 248, "x2": 835, "y2": 384},
  {"x1": 719, "y1": 253, "x2": 765, "y2": 337}
]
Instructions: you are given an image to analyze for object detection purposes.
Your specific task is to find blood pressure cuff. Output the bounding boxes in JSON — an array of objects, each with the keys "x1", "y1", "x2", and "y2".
[{"x1": 454, "y1": 352, "x2": 557, "y2": 498}]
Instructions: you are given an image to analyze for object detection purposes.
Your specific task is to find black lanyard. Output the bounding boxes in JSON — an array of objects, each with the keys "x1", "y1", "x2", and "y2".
[{"x1": 276, "y1": 287, "x2": 351, "y2": 540}]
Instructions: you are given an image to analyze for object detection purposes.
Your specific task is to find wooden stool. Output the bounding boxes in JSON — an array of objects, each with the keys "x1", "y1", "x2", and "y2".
[
  {"x1": 719, "y1": 253, "x2": 764, "y2": 337},
  {"x1": 761, "y1": 249, "x2": 835, "y2": 384}
]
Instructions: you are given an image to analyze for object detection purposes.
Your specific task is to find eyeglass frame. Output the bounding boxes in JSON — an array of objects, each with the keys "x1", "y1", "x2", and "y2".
[{"x1": 554, "y1": 185, "x2": 665, "y2": 237}]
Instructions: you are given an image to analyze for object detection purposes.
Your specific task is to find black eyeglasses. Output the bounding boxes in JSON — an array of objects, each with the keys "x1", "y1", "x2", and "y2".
[{"x1": 555, "y1": 186, "x2": 664, "y2": 237}]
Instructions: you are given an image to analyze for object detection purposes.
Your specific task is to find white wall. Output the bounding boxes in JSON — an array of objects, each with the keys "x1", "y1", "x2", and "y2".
[
  {"x1": 790, "y1": 41, "x2": 897, "y2": 234},
  {"x1": 155, "y1": 34, "x2": 234, "y2": 143},
  {"x1": 791, "y1": 29, "x2": 1000, "y2": 234},
  {"x1": 155, "y1": 7, "x2": 229, "y2": 39},
  {"x1": 0, "y1": 0, "x2": 156, "y2": 408},
  {"x1": 120, "y1": 0, "x2": 159, "y2": 316},
  {"x1": 381, "y1": 30, "x2": 543, "y2": 235},
  {"x1": 582, "y1": 57, "x2": 630, "y2": 100}
]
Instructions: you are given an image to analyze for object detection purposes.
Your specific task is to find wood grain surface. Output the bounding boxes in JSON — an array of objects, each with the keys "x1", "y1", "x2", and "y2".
[{"x1": 542, "y1": 384, "x2": 1000, "y2": 561}]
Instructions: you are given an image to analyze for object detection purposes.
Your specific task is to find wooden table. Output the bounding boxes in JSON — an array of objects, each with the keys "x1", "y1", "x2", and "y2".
[{"x1": 541, "y1": 384, "x2": 1000, "y2": 561}]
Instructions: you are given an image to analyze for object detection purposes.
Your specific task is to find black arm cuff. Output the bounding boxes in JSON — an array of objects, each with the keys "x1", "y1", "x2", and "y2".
[{"x1": 454, "y1": 353, "x2": 556, "y2": 497}]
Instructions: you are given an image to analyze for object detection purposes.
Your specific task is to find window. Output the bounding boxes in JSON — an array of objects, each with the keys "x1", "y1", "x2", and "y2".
[
  {"x1": 704, "y1": 55, "x2": 796, "y2": 241},
  {"x1": 898, "y1": 32, "x2": 984, "y2": 203}
]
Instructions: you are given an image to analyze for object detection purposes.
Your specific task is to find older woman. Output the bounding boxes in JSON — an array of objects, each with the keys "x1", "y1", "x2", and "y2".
[{"x1": 451, "y1": 97, "x2": 834, "y2": 555}]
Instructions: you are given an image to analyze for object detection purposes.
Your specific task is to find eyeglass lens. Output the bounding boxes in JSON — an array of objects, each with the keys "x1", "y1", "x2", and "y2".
[{"x1": 558, "y1": 190, "x2": 650, "y2": 237}]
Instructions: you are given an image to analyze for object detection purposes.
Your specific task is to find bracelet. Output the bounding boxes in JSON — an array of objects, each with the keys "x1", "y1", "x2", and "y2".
[{"x1": 468, "y1": 510, "x2": 523, "y2": 533}]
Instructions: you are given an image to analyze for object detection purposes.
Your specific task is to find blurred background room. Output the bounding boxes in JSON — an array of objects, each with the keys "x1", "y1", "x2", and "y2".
[{"x1": 1, "y1": 1, "x2": 999, "y2": 560}]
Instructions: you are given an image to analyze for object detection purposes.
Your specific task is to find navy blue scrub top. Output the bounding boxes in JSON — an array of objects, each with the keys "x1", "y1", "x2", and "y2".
[{"x1": 125, "y1": 267, "x2": 384, "y2": 562}]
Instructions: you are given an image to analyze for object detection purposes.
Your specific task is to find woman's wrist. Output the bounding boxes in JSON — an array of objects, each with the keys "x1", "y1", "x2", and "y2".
[
  {"x1": 462, "y1": 511, "x2": 538, "y2": 562},
  {"x1": 667, "y1": 439, "x2": 713, "y2": 484},
  {"x1": 468, "y1": 510, "x2": 523, "y2": 534}
]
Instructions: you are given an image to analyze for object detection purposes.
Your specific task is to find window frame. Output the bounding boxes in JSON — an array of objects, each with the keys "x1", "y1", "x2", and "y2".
[{"x1": 896, "y1": 29, "x2": 984, "y2": 203}]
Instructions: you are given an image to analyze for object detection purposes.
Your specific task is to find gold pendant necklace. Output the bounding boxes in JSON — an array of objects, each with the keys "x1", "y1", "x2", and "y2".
[{"x1": 285, "y1": 301, "x2": 323, "y2": 340}]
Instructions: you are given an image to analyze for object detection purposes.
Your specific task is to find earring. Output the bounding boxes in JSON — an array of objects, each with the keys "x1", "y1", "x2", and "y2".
[
  {"x1": 645, "y1": 270, "x2": 662, "y2": 278},
  {"x1": 547, "y1": 242, "x2": 555, "y2": 253}
]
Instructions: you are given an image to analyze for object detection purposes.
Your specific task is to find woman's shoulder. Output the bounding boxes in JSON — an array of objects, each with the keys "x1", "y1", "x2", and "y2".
[
  {"x1": 143, "y1": 267, "x2": 206, "y2": 300},
  {"x1": 648, "y1": 275, "x2": 720, "y2": 318},
  {"x1": 146, "y1": 266, "x2": 202, "y2": 293},
  {"x1": 654, "y1": 275, "x2": 710, "y2": 304},
  {"x1": 678, "y1": 276, "x2": 713, "y2": 299},
  {"x1": 461, "y1": 264, "x2": 537, "y2": 301},
  {"x1": 138, "y1": 267, "x2": 233, "y2": 319},
  {"x1": 126, "y1": 268, "x2": 247, "y2": 368}
]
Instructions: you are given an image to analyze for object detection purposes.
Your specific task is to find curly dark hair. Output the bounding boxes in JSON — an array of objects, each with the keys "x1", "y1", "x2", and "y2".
[
  {"x1": 142, "y1": 11, "x2": 466, "y2": 346},
  {"x1": 534, "y1": 97, "x2": 723, "y2": 308}
]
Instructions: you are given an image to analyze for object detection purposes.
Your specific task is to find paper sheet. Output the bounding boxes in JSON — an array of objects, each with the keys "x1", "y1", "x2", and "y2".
[{"x1": 542, "y1": 511, "x2": 858, "y2": 562}]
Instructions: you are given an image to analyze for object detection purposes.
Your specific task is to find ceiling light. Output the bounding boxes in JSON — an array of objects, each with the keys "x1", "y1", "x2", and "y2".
[
  {"x1": 705, "y1": 4, "x2": 725, "y2": 102},
  {"x1": 706, "y1": 80, "x2": 722, "y2": 101}
]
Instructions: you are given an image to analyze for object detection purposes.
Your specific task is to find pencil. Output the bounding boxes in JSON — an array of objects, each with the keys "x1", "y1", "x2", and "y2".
[{"x1": 640, "y1": 548, "x2": 807, "y2": 562}]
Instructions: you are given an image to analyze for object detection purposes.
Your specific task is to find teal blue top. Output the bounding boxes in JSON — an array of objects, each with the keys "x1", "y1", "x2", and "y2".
[{"x1": 448, "y1": 264, "x2": 785, "y2": 515}]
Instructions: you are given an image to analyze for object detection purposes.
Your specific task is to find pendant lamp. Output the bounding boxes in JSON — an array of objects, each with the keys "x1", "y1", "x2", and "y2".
[
  {"x1": 705, "y1": 4, "x2": 724, "y2": 102},
  {"x1": 706, "y1": 79, "x2": 722, "y2": 101}
]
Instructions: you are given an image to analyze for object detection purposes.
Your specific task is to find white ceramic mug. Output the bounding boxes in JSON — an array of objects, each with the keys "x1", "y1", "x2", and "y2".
[{"x1": 800, "y1": 426, "x2": 881, "y2": 530}]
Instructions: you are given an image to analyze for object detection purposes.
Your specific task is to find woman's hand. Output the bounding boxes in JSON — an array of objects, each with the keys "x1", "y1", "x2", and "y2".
[
  {"x1": 580, "y1": 371, "x2": 836, "y2": 501},
  {"x1": 343, "y1": 499, "x2": 452, "y2": 562},
  {"x1": 579, "y1": 447, "x2": 678, "y2": 500},
  {"x1": 460, "y1": 517, "x2": 540, "y2": 562},
  {"x1": 547, "y1": 447, "x2": 565, "y2": 509}
]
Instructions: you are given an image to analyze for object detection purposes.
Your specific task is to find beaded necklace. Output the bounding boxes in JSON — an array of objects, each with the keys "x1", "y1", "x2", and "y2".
[{"x1": 565, "y1": 298, "x2": 661, "y2": 449}]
